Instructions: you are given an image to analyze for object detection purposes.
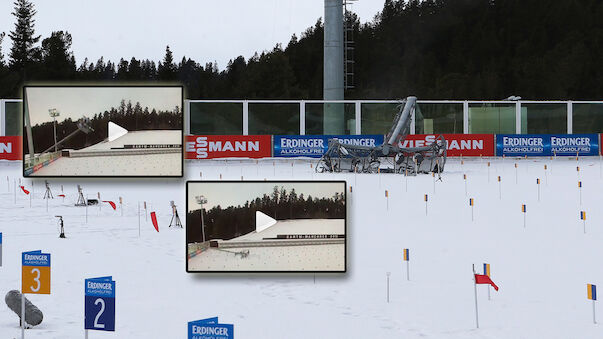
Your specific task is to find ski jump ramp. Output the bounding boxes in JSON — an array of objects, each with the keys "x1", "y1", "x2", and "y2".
[{"x1": 29, "y1": 122, "x2": 182, "y2": 176}]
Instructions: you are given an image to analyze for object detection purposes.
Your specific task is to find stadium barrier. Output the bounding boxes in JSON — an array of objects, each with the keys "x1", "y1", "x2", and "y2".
[
  {"x1": 5, "y1": 133, "x2": 601, "y2": 162},
  {"x1": 185, "y1": 135, "x2": 272, "y2": 159},
  {"x1": 0, "y1": 136, "x2": 21, "y2": 160},
  {"x1": 401, "y1": 134, "x2": 495, "y2": 157},
  {"x1": 24, "y1": 151, "x2": 61, "y2": 175},
  {"x1": 185, "y1": 134, "x2": 498, "y2": 159},
  {"x1": 495, "y1": 134, "x2": 600, "y2": 157},
  {"x1": 273, "y1": 135, "x2": 384, "y2": 158},
  {"x1": 187, "y1": 242, "x2": 209, "y2": 259}
]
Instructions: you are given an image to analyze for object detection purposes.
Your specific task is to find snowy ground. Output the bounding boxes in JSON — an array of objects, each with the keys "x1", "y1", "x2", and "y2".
[
  {"x1": 29, "y1": 130, "x2": 182, "y2": 176},
  {"x1": 30, "y1": 152, "x2": 181, "y2": 176},
  {"x1": 189, "y1": 219, "x2": 345, "y2": 272},
  {"x1": 1, "y1": 156, "x2": 603, "y2": 338}
]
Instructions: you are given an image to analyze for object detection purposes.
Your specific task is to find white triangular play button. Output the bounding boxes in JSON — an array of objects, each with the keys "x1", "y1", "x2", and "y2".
[
  {"x1": 256, "y1": 211, "x2": 277, "y2": 233},
  {"x1": 108, "y1": 121, "x2": 128, "y2": 142}
]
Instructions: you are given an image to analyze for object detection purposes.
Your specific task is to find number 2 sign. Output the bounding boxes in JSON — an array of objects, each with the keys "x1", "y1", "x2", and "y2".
[
  {"x1": 22, "y1": 250, "x2": 51, "y2": 294},
  {"x1": 85, "y1": 276, "x2": 116, "y2": 332}
]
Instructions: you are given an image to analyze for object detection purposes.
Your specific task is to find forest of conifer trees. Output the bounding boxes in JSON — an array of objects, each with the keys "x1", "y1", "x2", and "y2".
[
  {"x1": 186, "y1": 186, "x2": 345, "y2": 242},
  {"x1": 25, "y1": 100, "x2": 181, "y2": 153},
  {"x1": 1, "y1": 0, "x2": 602, "y2": 100}
]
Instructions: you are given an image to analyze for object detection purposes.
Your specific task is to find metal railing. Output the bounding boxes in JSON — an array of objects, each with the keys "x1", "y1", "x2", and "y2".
[{"x1": 3, "y1": 99, "x2": 603, "y2": 137}]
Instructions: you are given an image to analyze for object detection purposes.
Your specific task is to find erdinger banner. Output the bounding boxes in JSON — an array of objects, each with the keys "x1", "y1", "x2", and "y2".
[
  {"x1": 0, "y1": 136, "x2": 22, "y2": 160},
  {"x1": 273, "y1": 135, "x2": 384, "y2": 158},
  {"x1": 185, "y1": 135, "x2": 272, "y2": 159},
  {"x1": 401, "y1": 134, "x2": 494, "y2": 156},
  {"x1": 496, "y1": 134, "x2": 600, "y2": 156},
  {"x1": 188, "y1": 317, "x2": 233, "y2": 339}
]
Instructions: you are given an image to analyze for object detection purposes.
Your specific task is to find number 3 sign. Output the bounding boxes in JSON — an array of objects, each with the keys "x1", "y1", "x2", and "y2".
[
  {"x1": 85, "y1": 276, "x2": 116, "y2": 332},
  {"x1": 22, "y1": 250, "x2": 51, "y2": 294}
]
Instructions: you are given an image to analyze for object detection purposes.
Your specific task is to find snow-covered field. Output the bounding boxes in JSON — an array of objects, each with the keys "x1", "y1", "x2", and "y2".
[
  {"x1": 189, "y1": 219, "x2": 345, "y2": 272},
  {"x1": 1, "y1": 156, "x2": 603, "y2": 338},
  {"x1": 31, "y1": 152, "x2": 181, "y2": 176},
  {"x1": 30, "y1": 130, "x2": 183, "y2": 176}
]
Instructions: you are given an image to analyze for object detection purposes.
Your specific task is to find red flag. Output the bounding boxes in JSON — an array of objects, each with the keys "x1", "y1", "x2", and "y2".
[
  {"x1": 475, "y1": 274, "x2": 499, "y2": 291},
  {"x1": 102, "y1": 200, "x2": 116, "y2": 210},
  {"x1": 150, "y1": 212, "x2": 159, "y2": 232},
  {"x1": 58, "y1": 194, "x2": 65, "y2": 198},
  {"x1": 20, "y1": 186, "x2": 30, "y2": 195}
]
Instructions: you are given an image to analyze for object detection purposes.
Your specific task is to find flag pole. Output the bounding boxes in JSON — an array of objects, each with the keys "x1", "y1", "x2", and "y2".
[
  {"x1": 425, "y1": 194, "x2": 428, "y2": 216},
  {"x1": 464, "y1": 174, "x2": 467, "y2": 196},
  {"x1": 386, "y1": 272, "x2": 391, "y2": 303},
  {"x1": 473, "y1": 264, "x2": 479, "y2": 329},
  {"x1": 594, "y1": 299, "x2": 597, "y2": 324},
  {"x1": 138, "y1": 201, "x2": 141, "y2": 237},
  {"x1": 406, "y1": 260, "x2": 410, "y2": 281}
]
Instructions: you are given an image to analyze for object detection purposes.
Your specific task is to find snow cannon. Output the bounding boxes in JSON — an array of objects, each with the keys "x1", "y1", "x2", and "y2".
[{"x1": 5, "y1": 290, "x2": 44, "y2": 328}]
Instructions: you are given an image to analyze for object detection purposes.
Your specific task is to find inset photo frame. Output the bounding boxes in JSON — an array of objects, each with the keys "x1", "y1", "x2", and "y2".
[
  {"x1": 186, "y1": 180, "x2": 347, "y2": 273},
  {"x1": 23, "y1": 85, "x2": 183, "y2": 177}
]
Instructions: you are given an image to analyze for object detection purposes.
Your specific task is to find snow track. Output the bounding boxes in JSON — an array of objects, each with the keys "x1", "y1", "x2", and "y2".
[{"x1": 1, "y1": 156, "x2": 602, "y2": 338}]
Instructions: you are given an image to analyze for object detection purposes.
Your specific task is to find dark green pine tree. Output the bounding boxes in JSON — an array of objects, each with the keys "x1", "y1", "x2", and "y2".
[
  {"x1": 40, "y1": 31, "x2": 76, "y2": 80},
  {"x1": 158, "y1": 45, "x2": 176, "y2": 80},
  {"x1": 8, "y1": 0, "x2": 41, "y2": 74},
  {"x1": 0, "y1": 32, "x2": 5, "y2": 68}
]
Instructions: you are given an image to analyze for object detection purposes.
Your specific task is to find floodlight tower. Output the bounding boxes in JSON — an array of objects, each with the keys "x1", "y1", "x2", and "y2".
[
  {"x1": 195, "y1": 195, "x2": 207, "y2": 242},
  {"x1": 324, "y1": 0, "x2": 345, "y2": 134},
  {"x1": 48, "y1": 109, "x2": 60, "y2": 152}
]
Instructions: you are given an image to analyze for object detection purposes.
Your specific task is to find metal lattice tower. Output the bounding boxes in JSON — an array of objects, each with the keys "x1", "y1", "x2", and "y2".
[{"x1": 344, "y1": 0, "x2": 357, "y2": 90}]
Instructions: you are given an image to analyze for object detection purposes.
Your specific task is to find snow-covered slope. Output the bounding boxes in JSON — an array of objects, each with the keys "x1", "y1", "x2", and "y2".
[{"x1": 1, "y1": 156, "x2": 602, "y2": 338}]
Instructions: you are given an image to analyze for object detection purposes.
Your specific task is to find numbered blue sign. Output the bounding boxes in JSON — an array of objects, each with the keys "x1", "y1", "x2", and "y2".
[
  {"x1": 188, "y1": 317, "x2": 233, "y2": 339},
  {"x1": 85, "y1": 276, "x2": 115, "y2": 331}
]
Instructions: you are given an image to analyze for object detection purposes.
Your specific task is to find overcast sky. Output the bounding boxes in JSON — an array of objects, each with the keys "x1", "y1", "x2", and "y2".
[
  {"x1": 0, "y1": 0, "x2": 385, "y2": 70},
  {"x1": 187, "y1": 182, "x2": 344, "y2": 212},
  {"x1": 26, "y1": 87, "x2": 181, "y2": 126}
]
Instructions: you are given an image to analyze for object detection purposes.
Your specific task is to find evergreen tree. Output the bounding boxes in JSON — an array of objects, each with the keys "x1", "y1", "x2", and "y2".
[
  {"x1": 40, "y1": 31, "x2": 76, "y2": 79},
  {"x1": 8, "y1": 0, "x2": 40, "y2": 73},
  {"x1": 0, "y1": 32, "x2": 5, "y2": 68},
  {"x1": 158, "y1": 45, "x2": 176, "y2": 80}
]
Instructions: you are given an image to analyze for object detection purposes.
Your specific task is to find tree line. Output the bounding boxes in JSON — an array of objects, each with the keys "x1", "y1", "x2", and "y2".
[
  {"x1": 25, "y1": 100, "x2": 181, "y2": 153},
  {"x1": 186, "y1": 186, "x2": 345, "y2": 242},
  {"x1": 2, "y1": 0, "x2": 602, "y2": 100}
]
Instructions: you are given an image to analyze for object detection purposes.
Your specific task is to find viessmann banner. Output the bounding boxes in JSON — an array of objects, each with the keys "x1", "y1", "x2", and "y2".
[
  {"x1": 0, "y1": 136, "x2": 22, "y2": 160},
  {"x1": 496, "y1": 134, "x2": 600, "y2": 156},
  {"x1": 185, "y1": 135, "x2": 272, "y2": 159},
  {"x1": 400, "y1": 134, "x2": 495, "y2": 156},
  {"x1": 273, "y1": 135, "x2": 384, "y2": 158}
]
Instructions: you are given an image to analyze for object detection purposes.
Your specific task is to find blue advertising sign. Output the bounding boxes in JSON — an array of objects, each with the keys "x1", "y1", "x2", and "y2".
[
  {"x1": 273, "y1": 135, "x2": 384, "y2": 158},
  {"x1": 188, "y1": 317, "x2": 234, "y2": 339},
  {"x1": 22, "y1": 250, "x2": 51, "y2": 267},
  {"x1": 85, "y1": 276, "x2": 116, "y2": 331},
  {"x1": 549, "y1": 134, "x2": 599, "y2": 155},
  {"x1": 496, "y1": 134, "x2": 599, "y2": 157}
]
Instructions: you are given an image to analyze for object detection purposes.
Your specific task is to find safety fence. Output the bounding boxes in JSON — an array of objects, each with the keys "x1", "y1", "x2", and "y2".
[
  {"x1": 184, "y1": 133, "x2": 602, "y2": 159},
  {"x1": 3, "y1": 99, "x2": 603, "y2": 160}
]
